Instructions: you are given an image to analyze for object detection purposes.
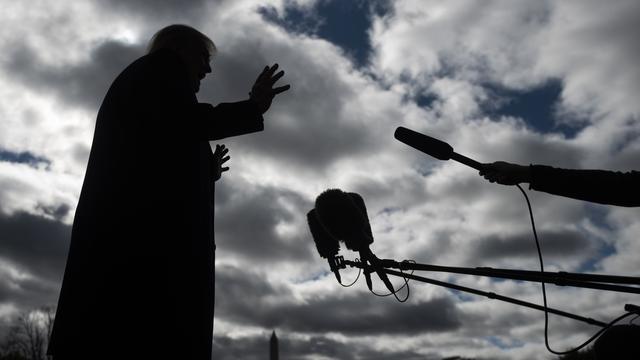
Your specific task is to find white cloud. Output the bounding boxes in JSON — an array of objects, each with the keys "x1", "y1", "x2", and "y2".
[{"x1": 0, "y1": 162, "x2": 79, "y2": 221}]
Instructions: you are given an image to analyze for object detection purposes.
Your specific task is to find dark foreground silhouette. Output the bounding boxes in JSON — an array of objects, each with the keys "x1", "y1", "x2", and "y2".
[
  {"x1": 48, "y1": 25, "x2": 289, "y2": 360},
  {"x1": 594, "y1": 324, "x2": 640, "y2": 359}
]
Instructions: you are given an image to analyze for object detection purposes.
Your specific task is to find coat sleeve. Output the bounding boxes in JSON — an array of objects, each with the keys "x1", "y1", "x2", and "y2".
[
  {"x1": 530, "y1": 165, "x2": 640, "y2": 207},
  {"x1": 142, "y1": 50, "x2": 264, "y2": 141},
  {"x1": 194, "y1": 101, "x2": 264, "y2": 140}
]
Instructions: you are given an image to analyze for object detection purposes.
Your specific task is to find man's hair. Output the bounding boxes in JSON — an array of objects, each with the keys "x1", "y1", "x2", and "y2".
[{"x1": 147, "y1": 24, "x2": 216, "y2": 55}]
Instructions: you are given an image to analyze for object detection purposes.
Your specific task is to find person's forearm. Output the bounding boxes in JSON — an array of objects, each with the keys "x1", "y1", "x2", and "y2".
[
  {"x1": 518, "y1": 164, "x2": 532, "y2": 184},
  {"x1": 530, "y1": 165, "x2": 640, "y2": 207},
  {"x1": 195, "y1": 101, "x2": 264, "y2": 140}
]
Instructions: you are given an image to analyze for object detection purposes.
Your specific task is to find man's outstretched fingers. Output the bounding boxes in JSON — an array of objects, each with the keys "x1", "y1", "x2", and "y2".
[
  {"x1": 267, "y1": 63, "x2": 279, "y2": 77},
  {"x1": 272, "y1": 84, "x2": 291, "y2": 95},
  {"x1": 269, "y1": 70, "x2": 285, "y2": 85}
]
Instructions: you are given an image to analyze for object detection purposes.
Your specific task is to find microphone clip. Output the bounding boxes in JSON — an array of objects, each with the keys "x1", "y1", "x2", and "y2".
[
  {"x1": 329, "y1": 255, "x2": 346, "y2": 283},
  {"x1": 333, "y1": 255, "x2": 346, "y2": 270}
]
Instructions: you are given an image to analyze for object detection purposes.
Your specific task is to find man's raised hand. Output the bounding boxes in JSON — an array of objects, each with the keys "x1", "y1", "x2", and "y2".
[{"x1": 249, "y1": 63, "x2": 290, "y2": 114}]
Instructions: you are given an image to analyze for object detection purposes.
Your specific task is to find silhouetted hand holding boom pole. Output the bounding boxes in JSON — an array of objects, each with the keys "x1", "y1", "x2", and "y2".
[
  {"x1": 480, "y1": 161, "x2": 531, "y2": 185},
  {"x1": 394, "y1": 126, "x2": 640, "y2": 206},
  {"x1": 481, "y1": 162, "x2": 640, "y2": 207}
]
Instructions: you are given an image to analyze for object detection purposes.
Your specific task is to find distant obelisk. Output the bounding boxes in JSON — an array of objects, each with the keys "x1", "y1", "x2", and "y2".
[{"x1": 270, "y1": 330, "x2": 279, "y2": 360}]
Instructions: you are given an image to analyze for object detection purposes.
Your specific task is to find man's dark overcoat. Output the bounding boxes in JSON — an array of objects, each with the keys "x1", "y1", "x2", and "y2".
[{"x1": 48, "y1": 49, "x2": 263, "y2": 359}]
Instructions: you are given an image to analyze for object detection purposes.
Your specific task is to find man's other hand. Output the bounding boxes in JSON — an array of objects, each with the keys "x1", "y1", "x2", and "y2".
[
  {"x1": 249, "y1": 63, "x2": 290, "y2": 114},
  {"x1": 212, "y1": 144, "x2": 230, "y2": 182}
]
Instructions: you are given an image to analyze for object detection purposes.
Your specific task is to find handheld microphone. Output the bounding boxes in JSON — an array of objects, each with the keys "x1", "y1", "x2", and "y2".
[
  {"x1": 394, "y1": 126, "x2": 484, "y2": 170},
  {"x1": 314, "y1": 189, "x2": 395, "y2": 293},
  {"x1": 307, "y1": 209, "x2": 342, "y2": 282}
]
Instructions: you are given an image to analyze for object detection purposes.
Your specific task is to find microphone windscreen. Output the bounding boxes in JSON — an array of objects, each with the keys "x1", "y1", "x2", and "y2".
[
  {"x1": 315, "y1": 189, "x2": 372, "y2": 251},
  {"x1": 347, "y1": 192, "x2": 374, "y2": 243},
  {"x1": 307, "y1": 209, "x2": 340, "y2": 259},
  {"x1": 394, "y1": 126, "x2": 453, "y2": 161}
]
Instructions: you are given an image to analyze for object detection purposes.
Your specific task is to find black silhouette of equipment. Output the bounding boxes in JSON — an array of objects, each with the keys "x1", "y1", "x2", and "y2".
[
  {"x1": 388, "y1": 127, "x2": 640, "y2": 356},
  {"x1": 306, "y1": 126, "x2": 640, "y2": 356},
  {"x1": 307, "y1": 186, "x2": 640, "y2": 355},
  {"x1": 313, "y1": 189, "x2": 395, "y2": 294},
  {"x1": 307, "y1": 188, "x2": 640, "y2": 326}
]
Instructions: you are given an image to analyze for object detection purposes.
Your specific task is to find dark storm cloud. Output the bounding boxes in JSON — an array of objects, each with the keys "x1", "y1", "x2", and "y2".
[
  {"x1": 469, "y1": 229, "x2": 596, "y2": 263},
  {"x1": 215, "y1": 264, "x2": 462, "y2": 335},
  {"x1": 238, "y1": 103, "x2": 379, "y2": 169},
  {"x1": 213, "y1": 333, "x2": 441, "y2": 360},
  {"x1": 0, "y1": 265, "x2": 57, "y2": 309},
  {"x1": 0, "y1": 212, "x2": 70, "y2": 314},
  {"x1": 506, "y1": 137, "x2": 583, "y2": 167},
  {"x1": 0, "y1": 212, "x2": 70, "y2": 283},
  {"x1": 214, "y1": 180, "x2": 314, "y2": 263},
  {"x1": 4, "y1": 40, "x2": 143, "y2": 111}
]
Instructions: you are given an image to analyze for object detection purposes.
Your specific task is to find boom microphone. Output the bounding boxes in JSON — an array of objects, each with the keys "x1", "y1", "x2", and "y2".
[
  {"x1": 394, "y1": 126, "x2": 483, "y2": 170},
  {"x1": 307, "y1": 209, "x2": 342, "y2": 282},
  {"x1": 315, "y1": 189, "x2": 395, "y2": 293}
]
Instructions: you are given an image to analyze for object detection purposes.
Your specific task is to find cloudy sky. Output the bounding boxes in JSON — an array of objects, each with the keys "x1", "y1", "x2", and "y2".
[{"x1": 1, "y1": 0, "x2": 639, "y2": 359}]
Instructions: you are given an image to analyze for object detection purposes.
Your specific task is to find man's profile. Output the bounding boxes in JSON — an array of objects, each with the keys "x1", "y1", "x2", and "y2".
[{"x1": 47, "y1": 24, "x2": 289, "y2": 360}]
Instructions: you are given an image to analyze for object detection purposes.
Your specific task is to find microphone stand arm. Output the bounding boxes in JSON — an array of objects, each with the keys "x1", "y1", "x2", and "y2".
[
  {"x1": 374, "y1": 260, "x2": 640, "y2": 295},
  {"x1": 340, "y1": 258, "x2": 607, "y2": 328}
]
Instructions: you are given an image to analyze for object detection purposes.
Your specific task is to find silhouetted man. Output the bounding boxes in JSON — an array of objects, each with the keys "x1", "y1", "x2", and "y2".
[
  {"x1": 480, "y1": 161, "x2": 640, "y2": 207},
  {"x1": 48, "y1": 25, "x2": 289, "y2": 360}
]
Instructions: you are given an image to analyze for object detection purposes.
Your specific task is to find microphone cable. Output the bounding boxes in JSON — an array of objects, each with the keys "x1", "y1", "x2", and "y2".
[
  {"x1": 338, "y1": 259, "x2": 362, "y2": 288},
  {"x1": 516, "y1": 184, "x2": 634, "y2": 355}
]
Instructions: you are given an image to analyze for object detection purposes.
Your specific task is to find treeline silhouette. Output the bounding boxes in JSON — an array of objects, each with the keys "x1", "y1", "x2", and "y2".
[
  {"x1": 0, "y1": 305, "x2": 597, "y2": 360},
  {"x1": 0, "y1": 306, "x2": 54, "y2": 360}
]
